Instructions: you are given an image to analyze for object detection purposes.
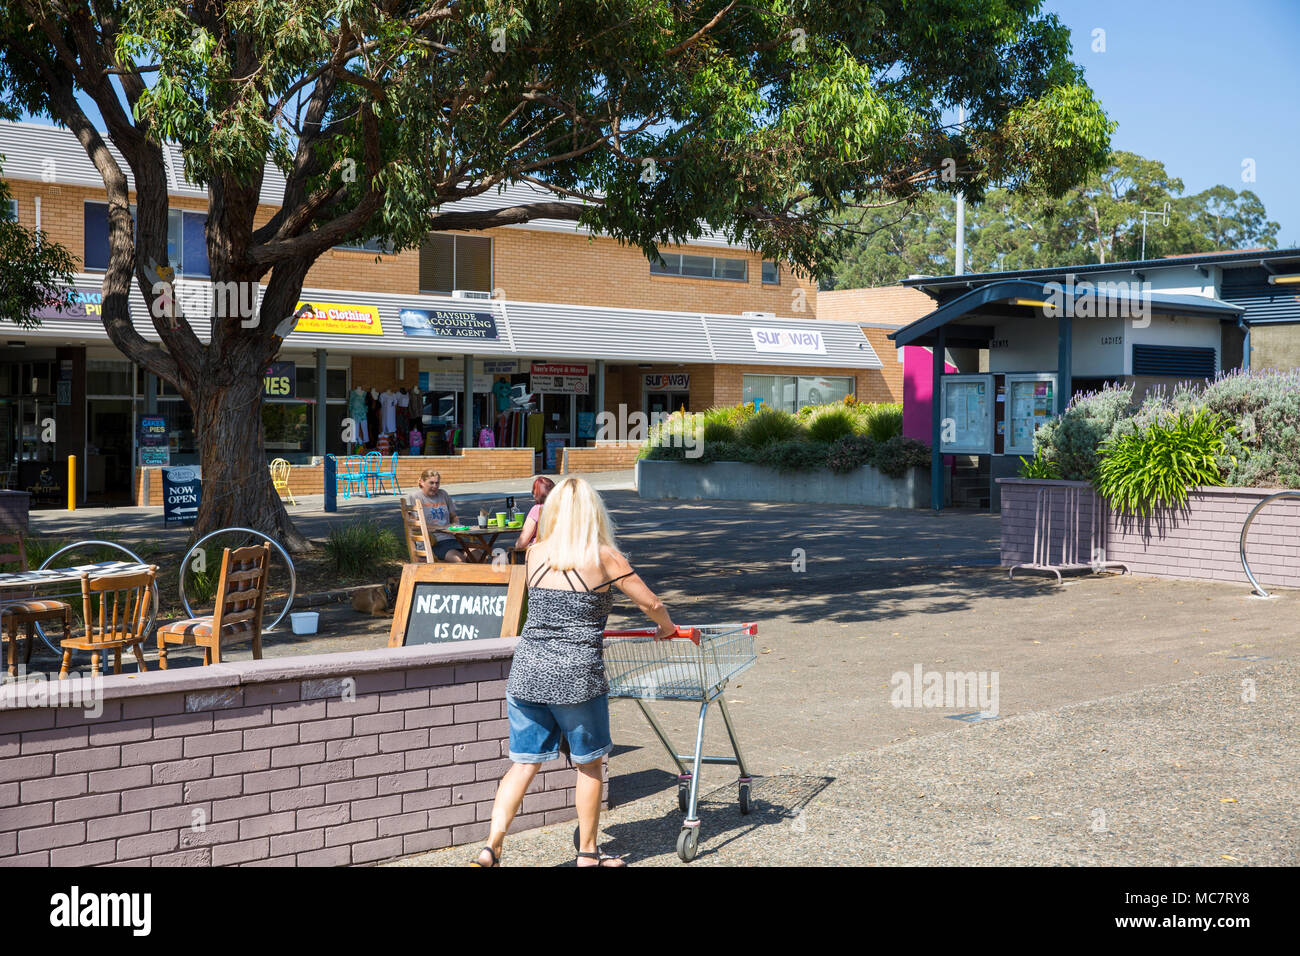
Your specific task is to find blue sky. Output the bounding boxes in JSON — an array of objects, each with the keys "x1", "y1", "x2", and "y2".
[{"x1": 1047, "y1": 0, "x2": 1300, "y2": 246}]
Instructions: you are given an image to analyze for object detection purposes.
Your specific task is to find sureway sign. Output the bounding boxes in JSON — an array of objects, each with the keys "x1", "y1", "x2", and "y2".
[{"x1": 751, "y1": 327, "x2": 827, "y2": 355}]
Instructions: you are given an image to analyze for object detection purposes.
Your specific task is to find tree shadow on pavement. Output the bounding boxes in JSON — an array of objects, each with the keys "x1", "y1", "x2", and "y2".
[{"x1": 591, "y1": 773, "x2": 835, "y2": 865}]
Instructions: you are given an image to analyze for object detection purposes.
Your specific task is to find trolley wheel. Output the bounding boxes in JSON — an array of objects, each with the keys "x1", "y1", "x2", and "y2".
[
  {"x1": 677, "y1": 784, "x2": 690, "y2": 814},
  {"x1": 739, "y1": 782, "x2": 752, "y2": 815},
  {"x1": 676, "y1": 827, "x2": 700, "y2": 863}
]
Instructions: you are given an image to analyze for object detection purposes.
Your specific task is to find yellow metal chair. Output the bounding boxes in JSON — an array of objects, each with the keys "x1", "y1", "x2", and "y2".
[{"x1": 270, "y1": 458, "x2": 297, "y2": 506}]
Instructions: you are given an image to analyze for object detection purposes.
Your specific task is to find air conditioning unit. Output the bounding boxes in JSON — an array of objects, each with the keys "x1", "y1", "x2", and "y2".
[
  {"x1": 452, "y1": 289, "x2": 493, "y2": 300},
  {"x1": 742, "y1": 311, "x2": 776, "y2": 320}
]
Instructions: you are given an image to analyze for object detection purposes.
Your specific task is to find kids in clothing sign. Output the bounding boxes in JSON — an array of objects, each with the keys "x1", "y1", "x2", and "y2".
[{"x1": 293, "y1": 301, "x2": 384, "y2": 335}]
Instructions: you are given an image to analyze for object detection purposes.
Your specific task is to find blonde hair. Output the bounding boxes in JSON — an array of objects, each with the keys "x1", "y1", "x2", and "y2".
[
  {"x1": 537, "y1": 476, "x2": 620, "y2": 570},
  {"x1": 419, "y1": 469, "x2": 442, "y2": 483}
]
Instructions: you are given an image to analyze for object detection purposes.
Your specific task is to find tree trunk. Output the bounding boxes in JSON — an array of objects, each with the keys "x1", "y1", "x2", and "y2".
[{"x1": 189, "y1": 367, "x2": 312, "y2": 553}]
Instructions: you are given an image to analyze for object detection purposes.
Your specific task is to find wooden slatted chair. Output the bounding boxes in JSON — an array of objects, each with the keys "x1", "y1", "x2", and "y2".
[
  {"x1": 156, "y1": 542, "x2": 271, "y2": 667},
  {"x1": 59, "y1": 566, "x2": 158, "y2": 679},
  {"x1": 270, "y1": 458, "x2": 297, "y2": 506},
  {"x1": 1, "y1": 533, "x2": 73, "y2": 677},
  {"x1": 399, "y1": 497, "x2": 437, "y2": 563}
]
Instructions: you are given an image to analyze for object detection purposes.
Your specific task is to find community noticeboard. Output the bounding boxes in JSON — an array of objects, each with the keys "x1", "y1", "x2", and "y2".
[
  {"x1": 389, "y1": 563, "x2": 526, "y2": 647},
  {"x1": 293, "y1": 301, "x2": 383, "y2": 335}
]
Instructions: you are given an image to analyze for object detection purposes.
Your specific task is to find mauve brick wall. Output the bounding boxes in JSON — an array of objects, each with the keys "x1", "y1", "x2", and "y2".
[
  {"x1": 999, "y1": 479, "x2": 1300, "y2": 589},
  {"x1": 0, "y1": 639, "x2": 586, "y2": 867}
]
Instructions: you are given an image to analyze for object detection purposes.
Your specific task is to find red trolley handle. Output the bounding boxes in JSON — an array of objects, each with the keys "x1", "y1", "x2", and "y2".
[{"x1": 603, "y1": 626, "x2": 701, "y2": 645}]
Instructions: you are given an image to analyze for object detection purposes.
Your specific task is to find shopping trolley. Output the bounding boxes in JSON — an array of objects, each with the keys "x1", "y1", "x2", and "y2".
[{"x1": 601, "y1": 622, "x2": 758, "y2": 862}]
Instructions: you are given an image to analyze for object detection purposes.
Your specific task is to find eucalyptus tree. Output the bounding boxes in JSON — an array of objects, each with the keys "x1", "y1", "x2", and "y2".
[{"x1": 0, "y1": 1, "x2": 1111, "y2": 547}]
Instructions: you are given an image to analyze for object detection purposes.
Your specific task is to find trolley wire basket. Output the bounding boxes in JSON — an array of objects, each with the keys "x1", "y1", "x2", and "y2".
[
  {"x1": 604, "y1": 622, "x2": 757, "y2": 701},
  {"x1": 598, "y1": 622, "x2": 758, "y2": 862}
]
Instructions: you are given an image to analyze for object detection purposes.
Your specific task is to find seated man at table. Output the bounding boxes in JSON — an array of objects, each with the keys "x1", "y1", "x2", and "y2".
[{"x1": 410, "y1": 469, "x2": 465, "y2": 562}]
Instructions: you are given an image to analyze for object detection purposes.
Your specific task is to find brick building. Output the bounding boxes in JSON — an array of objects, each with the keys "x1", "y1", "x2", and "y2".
[{"x1": 1, "y1": 120, "x2": 905, "y2": 505}]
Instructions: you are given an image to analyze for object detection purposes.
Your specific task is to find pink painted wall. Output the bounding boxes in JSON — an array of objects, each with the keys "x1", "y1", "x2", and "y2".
[{"x1": 903, "y1": 345, "x2": 958, "y2": 444}]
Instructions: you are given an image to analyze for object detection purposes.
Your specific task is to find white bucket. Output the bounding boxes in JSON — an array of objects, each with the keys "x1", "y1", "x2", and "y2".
[{"x1": 290, "y1": 611, "x2": 319, "y2": 635}]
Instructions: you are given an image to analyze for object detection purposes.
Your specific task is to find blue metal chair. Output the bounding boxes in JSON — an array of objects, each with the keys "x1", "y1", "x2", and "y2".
[
  {"x1": 328, "y1": 454, "x2": 363, "y2": 499},
  {"x1": 359, "y1": 451, "x2": 382, "y2": 497},
  {"x1": 373, "y1": 453, "x2": 401, "y2": 496},
  {"x1": 342, "y1": 455, "x2": 367, "y2": 498}
]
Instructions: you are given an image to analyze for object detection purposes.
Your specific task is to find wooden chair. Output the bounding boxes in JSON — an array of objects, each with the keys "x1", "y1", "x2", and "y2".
[
  {"x1": 156, "y1": 542, "x2": 270, "y2": 667},
  {"x1": 270, "y1": 458, "x2": 297, "y2": 506},
  {"x1": 1, "y1": 533, "x2": 73, "y2": 677},
  {"x1": 399, "y1": 497, "x2": 437, "y2": 563},
  {"x1": 59, "y1": 566, "x2": 158, "y2": 679}
]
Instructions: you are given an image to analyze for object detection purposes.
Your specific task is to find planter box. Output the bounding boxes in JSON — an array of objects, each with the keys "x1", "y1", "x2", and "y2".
[
  {"x1": 999, "y1": 478, "x2": 1300, "y2": 589},
  {"x1": 637, "y1": 458, "x2": 928, "y2": 508},
  {"x1": 0, "y1": 490, "x2": 30, "y2": 532}
]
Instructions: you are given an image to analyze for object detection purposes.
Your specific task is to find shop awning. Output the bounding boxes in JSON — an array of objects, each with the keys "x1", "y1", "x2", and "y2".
[
  {"x1": 18, "y1": 275, "x2": 883, "y2": 370},
  {"x1": 889, "y1": 278, "x2": 1245, "y2": 348}
]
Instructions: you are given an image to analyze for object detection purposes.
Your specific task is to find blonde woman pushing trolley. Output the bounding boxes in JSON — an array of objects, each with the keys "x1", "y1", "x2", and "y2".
[{"x1": 472, "y1": 476, "x2": 676, "y2": 867}]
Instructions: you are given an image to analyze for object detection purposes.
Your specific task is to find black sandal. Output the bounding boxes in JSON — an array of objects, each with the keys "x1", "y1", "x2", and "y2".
[
  {"x1": 470, "y1": 845, "x2": 500, "y2": 867},
  {"x1": 576, "y1": 849, "x2": 627, "y2": 867}
]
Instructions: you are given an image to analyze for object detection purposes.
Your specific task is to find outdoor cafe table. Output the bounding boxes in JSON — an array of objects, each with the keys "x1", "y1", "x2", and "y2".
[
  {"x1": 447, "y1": 526, "x2": 521, "y2": 563},
  {"x1": 0, "y1": 561, "x2": 155, "y2": 651}
]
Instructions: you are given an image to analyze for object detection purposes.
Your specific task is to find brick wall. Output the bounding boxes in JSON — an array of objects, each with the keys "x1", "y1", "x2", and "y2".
[
  {"x1": 0, "y1": 639, "x2": 588, "y2": 867},
  {"x1": 999, "y1": 479, "x2": 1300, "y2": 589},
  {"x1": 561, "y1": 443, "x2": 641, "y2": 474},
  {"x1": 134, "y1": 449, "x2": 536, "y2": 506}
]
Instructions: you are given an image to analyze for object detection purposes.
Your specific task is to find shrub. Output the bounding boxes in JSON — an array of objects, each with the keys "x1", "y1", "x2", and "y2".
[
  {"x1": 859, "y1": 403, "x2": 904, "y2": 442},
  {"x1": 323, "y1": 518, "x2": 402, "y2": 576},
  {"x1": 805, "y1": 405, "x2": 858, "y2": 444},
  {"x1": 872, "y1": 436, "x2": 932, "y2": 478},
  {"x1": 737, "y1": 408, "x2": 804, "y2": 448},
  {"x1": 826, "y1": 434, "x2": 878, "y2": 474},
  {"x1": 755, "y1": 439, "x2": 830, "y2": 471},
  {"x1": 701, "y1": 419, "x2": 737, "y2": 444},
  {"x1": 1196, "y1": 369, "x2": 1300, "y2": 488},
  {"x1": 697, "y1": 439, "x2": 751, "y2": 464},
  {"x1": 1018, "y1": 449, "x2": 1061, "y2": 480},
  {"x1": 1032, "y1": 384, "x2": 1134, "y2": 481},
  {"x1": 1094, "y1": 407, "x2": 1232, "y2": 516}
]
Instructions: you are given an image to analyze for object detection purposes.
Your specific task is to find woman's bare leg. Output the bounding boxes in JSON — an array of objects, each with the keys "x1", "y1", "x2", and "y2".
[
  {"x1": 479, "y1": 761, "x2": 541, "y2": 864},
  {"x1": 575, "y1": 758, "x2": 620, "y2": 865}
]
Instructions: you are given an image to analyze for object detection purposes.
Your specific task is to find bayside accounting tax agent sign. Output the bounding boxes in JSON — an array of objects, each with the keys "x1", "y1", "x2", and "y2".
[
  {"x1": 389, "y1": 564, "x2": 526, "y2": 647},
  {"x1": 162, "y1": 467, "x2": 201, "y2": 526},
  {"x1": 400, "y1": 307, "x2": 499, "y2": 339}
]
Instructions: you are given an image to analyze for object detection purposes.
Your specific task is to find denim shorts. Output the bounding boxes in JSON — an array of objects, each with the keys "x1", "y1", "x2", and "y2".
[
  {"x1": 432, "y1": 538, "x2": 462, "y2": 560},
  {"x1": 506, "y1": 693, "x2": 612, "y2": 765}
]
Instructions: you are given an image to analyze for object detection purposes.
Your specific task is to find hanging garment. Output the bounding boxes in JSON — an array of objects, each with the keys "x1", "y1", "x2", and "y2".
[
  {"x1": 478, "y1": 426, "x2": 496, "y2": 448},
  {"x1": 379, "y1": 389, "x2": 399, "y2": 434},
  {"x1": 396, "y1": 389, "x2": 410, "y2": 436}
]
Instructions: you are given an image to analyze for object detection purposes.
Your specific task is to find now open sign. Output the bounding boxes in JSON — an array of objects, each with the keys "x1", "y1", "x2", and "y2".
[
  {"x1": 750, "y1": 327, "x2": 827, "y2": 355},
  {"x1": 162, "y1": 466, "x2": 201, "y2": 526}
]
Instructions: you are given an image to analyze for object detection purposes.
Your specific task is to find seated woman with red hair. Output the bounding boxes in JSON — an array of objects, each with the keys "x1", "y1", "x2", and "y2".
[{"x1": 515, "y1": 476, "x2": 554, "y2": 549}]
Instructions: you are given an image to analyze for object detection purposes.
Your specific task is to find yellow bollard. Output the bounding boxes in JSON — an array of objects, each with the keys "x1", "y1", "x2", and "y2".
[{"x1": 67, "y1": 455, "x2": 76, "y2": 511}]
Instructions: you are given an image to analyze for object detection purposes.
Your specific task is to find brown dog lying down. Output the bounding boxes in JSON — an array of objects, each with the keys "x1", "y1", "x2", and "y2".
[{"x1": 351, "y1": 577, "x2": 400, "y2": 616}]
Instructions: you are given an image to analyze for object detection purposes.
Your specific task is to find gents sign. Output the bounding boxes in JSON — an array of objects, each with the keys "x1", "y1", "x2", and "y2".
[
  {"x1": 399, "y1": 307, "x2": 499, "y2": 339},
  {"x1": 531, "y1": 362, "x2": 589, "y2": 394},
  {"x1": 162, "y1": 466, "x2": 201, "y2": 526},
  {"x1": 750, "y1": 327, "x2": 827, "y2": 355},
  {"x1": 389, "y1": 563, "x2": 526, "y2": 647},
  {"x1": 263, "y1": 362, "x2": 296, "y2": 397}
]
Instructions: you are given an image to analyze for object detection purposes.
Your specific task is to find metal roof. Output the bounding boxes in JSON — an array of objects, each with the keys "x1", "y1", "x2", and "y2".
[
  {"x1": 0, "y1": 120, "x2": 746, "y2": 250},
  {"x1": 13, "y1": 273, "x2": 882, "y2": 369},
  {"x1": 901, "y1": 248, "x2": 1300, "y2": 291},
  {"x1": 888, "y1": 278, "x2": 1245, "y2": 347}
]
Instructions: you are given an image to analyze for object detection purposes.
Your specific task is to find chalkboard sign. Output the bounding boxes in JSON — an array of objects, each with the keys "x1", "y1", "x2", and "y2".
[
  {"x1": 162, "y1": 466, "x2": 201, "y2": 526},
  {"x1": 389, "y1": 563, "x2": 526, "y2": 648}
]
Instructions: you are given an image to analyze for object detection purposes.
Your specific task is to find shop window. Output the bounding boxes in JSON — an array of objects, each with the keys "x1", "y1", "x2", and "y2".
[
  {"x1": 86, "y1": 359, "x2": 135, "y2": 397},
  {"x1": 419, "y1": 233, "x2": 492, "y2": 294},
  {"x1": 762, "y1": 261, "x2": 780, "y2": 284},
  {"x1": 651, "y1": 252, "x2": 749, "y2": 282},
  {"x1": 742, "y1": 374, "x2": 854, "y2": 412},
  {"x1": 263, "y1": 403, "x2": 310, "y2": 455},
  {"x1": 334, "y1": 234, "x2": 394, "y2": 255},
  {"x1": 2, "y1": 199, "x2": 15, "y2": 221},
  {"x1": 84, "y1": 202, "x2": 207, "y2": 276}
]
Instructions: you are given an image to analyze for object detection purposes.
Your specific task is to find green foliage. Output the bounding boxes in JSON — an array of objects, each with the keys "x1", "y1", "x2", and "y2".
[
  {"x1": 322, "y1": 518, "x2": 401, "y2": 577},
  {"x1": 1017, "y1": 449, "x2": 1061, "y2": 480},
  {"x1": 805, "y1": 405, "x2": 858, "y2": 444},
  {"x1": 737, "y1": 408, "x2": 804, "y2": 449},
  {"x1": 1032, "y1": 384, "x2": 1134, "y2": 481},
  {"x1": 826, "y1": 434, "x2": 878, "y2": 474},
  {"x1": 1094, "y1": 408, "x2": 1232, "y2": 516},
  {"x1": 755, "y1": 440, "x2": 830, "y2": 472},
  {"x1": 1194, "y1": 370, "x2": 1300, "y2": 489},
  {"x1": 872, "y1": 436, "x2": 932, "y2": 478},
  {"x1": 860, "y1": 403, "x2": 904, "y2": 442}
]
